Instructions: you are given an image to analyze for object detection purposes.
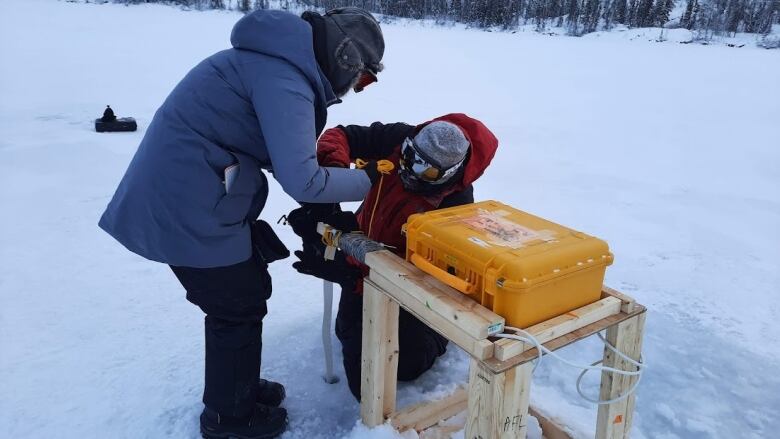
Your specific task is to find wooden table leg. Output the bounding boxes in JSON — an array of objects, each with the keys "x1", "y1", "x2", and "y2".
[
  {"x1": 596, "y1": 312, "x2": 646, "y2": 439},
  {"x1": 466, "y1": 358, "x2": 533, "y2": 439},
  {"x1": 361, "y1": 281, "x2": 400, "y2": 427}
]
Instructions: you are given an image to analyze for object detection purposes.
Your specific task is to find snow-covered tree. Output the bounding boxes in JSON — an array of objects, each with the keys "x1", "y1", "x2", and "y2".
[
  {"x1": 106, "y1": 0, "x2": 780, "y2": 38},
  {"x1": 681, "y1": 0, "x2": 698, "y2": 28},
  {"x1": 614, "y1": 0, "x2": 629, "y2": 23},
  {"x1": 651, "y1": 0, "x2": 674, "y2": 25}
]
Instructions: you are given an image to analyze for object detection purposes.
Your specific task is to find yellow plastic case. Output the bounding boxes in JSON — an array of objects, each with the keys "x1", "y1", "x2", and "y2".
[{"x1": 404, "y1": 200, "x2": 613, "y2": 328}]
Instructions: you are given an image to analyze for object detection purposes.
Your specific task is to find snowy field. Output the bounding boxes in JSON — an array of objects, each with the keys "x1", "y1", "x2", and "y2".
[{"x1": 1, "y1": 0, "x2": 779, "y2": 438}]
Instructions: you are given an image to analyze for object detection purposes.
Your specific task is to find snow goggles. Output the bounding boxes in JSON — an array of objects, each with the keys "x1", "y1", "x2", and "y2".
[{"x1": 400, "y1": 137, "x2": 465, "y2": 184}]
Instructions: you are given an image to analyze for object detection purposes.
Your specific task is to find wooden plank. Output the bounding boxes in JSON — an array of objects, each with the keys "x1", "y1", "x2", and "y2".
[
  {"x1": 529, "y1": 407, "x2": 573, "y2": 439},
  {"x1": 365, "y1": 250, "x2": 505, "y2": 339},
  {"x1": 466, "y1": 358, "x2": 533, "y2": 439},
  {"x1": 419, "y1": 424, "x2": 465, "y2": 439},
  {"x1": 494, "y1": 297, "x2": 622, "y2": 361},
  {"x1": 601, "y1": 286, "x2": 636, "y2": 314},
  {"x1": 367, "y1": 275, "x2": 495, "y2": 360},
  {"x1": 384, "y1": 298, "x2": 400, "y2": 417},
  {"x1": 360, "y1": 282, "x2": 399, "y2": 427},
  {"x1": 390, "y1": 387, "x2": 468, "y2": 432},
  {"x1": 405, "y1": 403, "x2": 570, "y2": 439},
  {"x1": 596, "y1": 312, "x2": 646, "y2": 439},
  {"x1": 484, "y1": 306, "x2": 646, "y2": 374},
  {"x1": 474, "y1": 339, "x2": 495, "y2": 361}
]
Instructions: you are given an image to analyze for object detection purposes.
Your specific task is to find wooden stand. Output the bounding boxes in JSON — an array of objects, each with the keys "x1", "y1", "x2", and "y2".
[{"x1": 360, "y1": 250, "x2": 646, "y2": 439}]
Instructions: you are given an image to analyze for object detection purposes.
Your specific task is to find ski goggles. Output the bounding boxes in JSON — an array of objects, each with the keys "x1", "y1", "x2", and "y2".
[{"x1": 400, "y1": 137, "x2": 465, "y2": 184}]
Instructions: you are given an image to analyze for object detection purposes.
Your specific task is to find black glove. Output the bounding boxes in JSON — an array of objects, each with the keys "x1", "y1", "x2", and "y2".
[
  {"x1": 287, "y1": 204, "x2": 360, "y2": 237},
  {"x1": 324, "y1": 210, "x2": 360, "y2": 233},
  {"x1": 287, "y1": 203, "x2": 340, "y2": 241},
  {"x1": 292, "y1": 250, "x2": 362, "y2": 289}
]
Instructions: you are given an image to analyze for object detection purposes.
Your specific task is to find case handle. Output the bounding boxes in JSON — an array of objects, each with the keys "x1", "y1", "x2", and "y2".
[{"x1": 410, "y1": 253, "x2": 476, "y2": 294}]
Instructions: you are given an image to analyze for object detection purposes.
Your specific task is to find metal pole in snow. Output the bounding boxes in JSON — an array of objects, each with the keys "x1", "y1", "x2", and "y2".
[
  {"x1": 316, "y1": 222, "x2": 385, "y2": 384},
  {"x1": 322, "y1": 279, "x2": 339, "y2": 384}
]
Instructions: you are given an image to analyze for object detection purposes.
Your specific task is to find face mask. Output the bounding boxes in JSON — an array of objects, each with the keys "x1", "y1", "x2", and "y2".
[
  {"x1": 353, "y1": 69, "x2": 377, "y2": 92},
  {"x1": 399, "y1": 167, "x2": 433, "y2": 194}
]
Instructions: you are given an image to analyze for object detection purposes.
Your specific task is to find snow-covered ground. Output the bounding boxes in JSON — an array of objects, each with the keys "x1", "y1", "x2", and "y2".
[{"x1": 1, "y1": 1, "x2": 779, "y2": 438}]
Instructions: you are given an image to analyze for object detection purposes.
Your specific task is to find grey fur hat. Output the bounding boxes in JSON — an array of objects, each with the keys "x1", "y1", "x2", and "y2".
[
  {"x1": 326, "y1": 8, "x2": 384, "y2": 73},
  {"x1": 414, "y1": 121, "x2": 470, "y2": 169},
  {"x1": 302, "y1": 8, "x2": 384, "y2": 97}
]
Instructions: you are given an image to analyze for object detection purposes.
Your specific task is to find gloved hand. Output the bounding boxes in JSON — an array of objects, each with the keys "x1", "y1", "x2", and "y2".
[
  {"x1": 292, "y1": 249, "x2": 362, "y2": 289},
  {"x1": 287, "y1": 203, "x2": 340, "y2": 241},
  {"x1": 324, "y1": 210, "x2": 360, "y2": 233},
  {"x1": 287, "y1": 204, "x2": 360, "y2": 237},
  {"x1": 286, "y1": 205, "x2": 361, "y2": 267}
]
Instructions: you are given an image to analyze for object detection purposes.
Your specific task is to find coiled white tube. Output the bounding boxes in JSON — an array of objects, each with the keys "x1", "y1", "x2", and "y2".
[{"x1": 496, "y1": 327, "x2": 645, "y2": 405}]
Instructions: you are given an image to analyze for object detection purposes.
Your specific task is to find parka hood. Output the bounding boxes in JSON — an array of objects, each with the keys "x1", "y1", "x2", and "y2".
[{"x1": 230, "y1": 10, "x2": 336, "y2": 103}]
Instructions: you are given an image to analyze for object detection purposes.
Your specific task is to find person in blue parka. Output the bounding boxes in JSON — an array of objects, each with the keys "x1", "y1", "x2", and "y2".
[{"x1": 99, "y1": 8, "x2": 384, "y2": 439}]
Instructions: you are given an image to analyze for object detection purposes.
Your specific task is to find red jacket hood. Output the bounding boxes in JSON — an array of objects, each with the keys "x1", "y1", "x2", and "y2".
[{"x1": 413, "y1": 113, "x2": 498, "y2": 190}]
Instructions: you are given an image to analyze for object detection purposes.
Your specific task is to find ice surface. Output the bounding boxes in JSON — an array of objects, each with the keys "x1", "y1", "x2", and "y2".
[{"x1": 1, "y1": 1, "x2": 779, "y2": 438}]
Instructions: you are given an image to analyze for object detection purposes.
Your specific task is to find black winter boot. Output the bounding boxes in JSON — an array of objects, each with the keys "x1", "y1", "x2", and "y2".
[
  {"x1": 256, "y1": 379, "x2": 285, "y2": 407},
  {"x1": 200, "y1": 404, "x2": 287, "y2": 439}
]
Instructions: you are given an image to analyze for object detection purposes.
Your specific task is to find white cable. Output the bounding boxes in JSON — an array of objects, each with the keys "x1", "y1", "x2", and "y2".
[
  {"x1": 496, "y1": 327, "x2": 645, "y2": 405},
  {"x1": 496, "y1": 333, "x2": 642, "y2": 375},
  {"x1": 506, "y1": 326, "x2": 645, "y2": 371},
  {"x1": 574, "y1": 358, "x2": 643, "y2": 405},
  {"x1": 596, "y1": 332, "x2": 643, "y2": 368}
]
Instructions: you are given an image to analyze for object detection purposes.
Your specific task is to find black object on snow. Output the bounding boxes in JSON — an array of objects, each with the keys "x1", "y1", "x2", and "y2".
[
  {"x1": 101, "y1": 106, "x2": 116, "y2": 122},
  {"x1": 95, "y1": 105, "x2": 137, "y2": 132}
]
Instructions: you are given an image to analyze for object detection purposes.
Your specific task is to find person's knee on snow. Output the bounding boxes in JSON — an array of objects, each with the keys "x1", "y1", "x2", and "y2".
[
  {"x1": 335, "y1": 288, "x2": 450, "y2": 400},
  {"x1": 334, "y1": 287, "x2": 365, "y2": 400}
]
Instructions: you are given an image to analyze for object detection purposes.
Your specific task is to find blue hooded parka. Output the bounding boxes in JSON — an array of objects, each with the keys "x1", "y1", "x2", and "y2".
[{"x1": 99, "y1": 10, "x2": 371, "y2": 268}]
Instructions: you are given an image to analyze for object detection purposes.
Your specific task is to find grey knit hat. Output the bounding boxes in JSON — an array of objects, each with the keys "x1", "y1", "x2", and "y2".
[{"x1": 413, "y1": 121, "x2": 470, "y2": 169}]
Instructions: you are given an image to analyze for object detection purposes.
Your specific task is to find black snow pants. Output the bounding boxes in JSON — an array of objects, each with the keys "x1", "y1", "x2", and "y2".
[
  {"x1": 170, "y1": 252, "x2": 271, "y2": 418},
  {"x1": 336, "y1": 286, "x2": 449, "y2": 400}
]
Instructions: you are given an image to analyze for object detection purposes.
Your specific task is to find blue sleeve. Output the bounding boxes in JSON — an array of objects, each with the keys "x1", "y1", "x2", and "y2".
[{"x1": 247, "y1": 58, "x2": 371, "y2": 203}]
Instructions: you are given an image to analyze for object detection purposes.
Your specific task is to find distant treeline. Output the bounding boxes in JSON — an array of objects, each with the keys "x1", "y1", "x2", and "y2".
[{"x1": 110, "y1": 0, "x2": 779, "y2": 38}]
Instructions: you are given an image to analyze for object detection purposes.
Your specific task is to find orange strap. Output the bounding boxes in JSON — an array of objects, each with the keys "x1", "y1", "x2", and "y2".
[{"x1": 355, "y1": 159, "x2": 395, "y2": 238}]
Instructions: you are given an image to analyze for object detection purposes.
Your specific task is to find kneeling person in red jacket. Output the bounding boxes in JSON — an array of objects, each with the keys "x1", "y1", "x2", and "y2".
[{"x1": 290, "y1": 113, "x2": 498, "y2": 399}]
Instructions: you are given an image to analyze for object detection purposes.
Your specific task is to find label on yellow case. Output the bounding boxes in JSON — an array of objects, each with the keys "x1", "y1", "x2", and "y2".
[{"x1": 462, "y1": 209, "x2": 555, "y2": 249}]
